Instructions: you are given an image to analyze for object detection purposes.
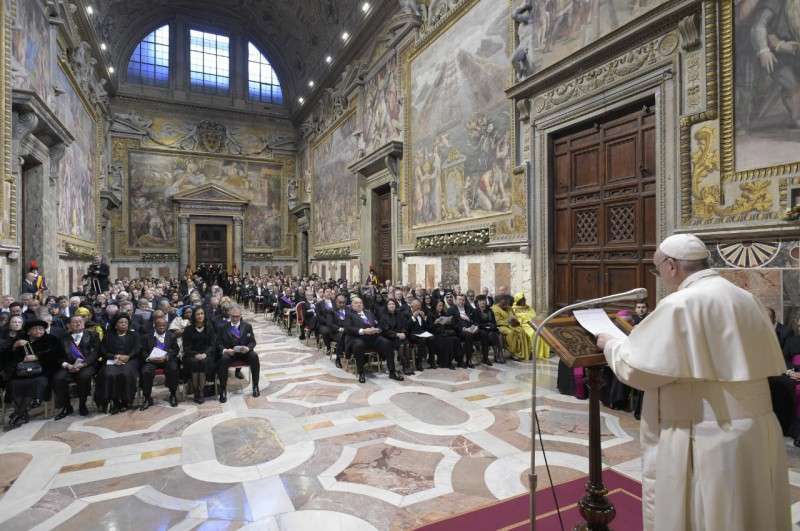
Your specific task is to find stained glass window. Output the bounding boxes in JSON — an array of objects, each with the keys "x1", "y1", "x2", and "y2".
[
  {"x1": 127, "y1": 25, "x2": 170, "y2": 86},
  {"x1": 189, "y1": 29, "x2": 230, "y2": 94},
  {"x1": 248, "y1": 42, "x2": 283, "y2": 104}
]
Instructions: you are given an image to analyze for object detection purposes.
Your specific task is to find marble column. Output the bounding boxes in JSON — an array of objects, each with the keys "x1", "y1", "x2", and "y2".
[
  {"x1": 233, "y1": 216, "x2": 243, "y2": 271},
  {"x1": 178, "y1": 215, "x2": 190, "y2": 274}
]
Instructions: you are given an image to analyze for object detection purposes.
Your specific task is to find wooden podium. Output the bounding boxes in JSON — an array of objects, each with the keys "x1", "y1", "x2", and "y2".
[{"x1": 536, "y1": 314, "x2": 633, "y2": 531}]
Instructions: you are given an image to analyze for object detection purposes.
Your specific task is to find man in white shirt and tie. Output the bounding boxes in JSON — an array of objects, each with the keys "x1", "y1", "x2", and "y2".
[
  {"x1": 54, "y1": 315, "x2": 100, "y2": 418},
  {"x1": 344, "y1": 297, "x2": 403, "y2": 383}
]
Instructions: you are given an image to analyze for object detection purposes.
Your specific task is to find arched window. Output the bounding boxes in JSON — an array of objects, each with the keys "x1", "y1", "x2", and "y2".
[
  {"x1": 189, "y1": 29, "x2": 230, "y2": 94},
  {"x1": 248, "y1": 42, "x2": 283, "y2": 104},
  {"x1": 127, "y1": 25, "x2": 170, "y2": 86}
]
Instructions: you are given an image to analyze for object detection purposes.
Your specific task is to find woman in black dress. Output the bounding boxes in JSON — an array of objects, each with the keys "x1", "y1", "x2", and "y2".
[
  {"x1": 474, "y1": 295, "x2": 503, "y2": 365},
  {"x1": 100, "y1": 314, "x2": 141, "y2": 414},
  {"x1": 181, "y1": 307, "x2": 217, "y2": 404},
  {"x1": 0, "y1": 315, "x2": 25, "y2": 392},
  {"x1": 430, "y1": 300, "x2": 460, "y2": 370},
  {"x1": 379, "y1": 300, "x2": 412, "y2": 375},
  {"x1": 4, "y1": 319, "x2": 64, "y2": 428}
]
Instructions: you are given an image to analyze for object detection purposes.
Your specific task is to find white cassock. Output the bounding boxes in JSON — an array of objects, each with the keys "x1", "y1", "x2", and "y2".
[{"x1": 603, "y1": 269, "x2": 790, "y2": 531}]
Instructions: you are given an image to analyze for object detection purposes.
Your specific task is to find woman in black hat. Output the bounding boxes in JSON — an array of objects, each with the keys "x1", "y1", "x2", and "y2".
[
  {"x1": 4, "y1": 319, "x2": 64, "y2": 428},
  {"x1": 98, "y1": 314, "x2": 141, "y2": 414}
]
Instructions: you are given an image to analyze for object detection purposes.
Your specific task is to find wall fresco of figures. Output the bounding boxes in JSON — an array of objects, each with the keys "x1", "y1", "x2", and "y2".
[
  {"x1": 362, "y1": 54, "x2": 403, "y2": 153},
  {"x1": 11, "y1": 0, "x2": 51, "y2": 101},
  {"x1": 54, "y1": 67, "x2": 97, "y2": 242},
  {"x1": 409, "y1": 0, "x2": 511, "y2": 227},
  {"x1": 734, "y1": 1, "x2": 800, "y2": 171},
  {"x1": 523, "y1": 0, "x2": 668, "y2": 76},
  {"x1": 127, "y1": 152, "x2": 284, "y2": 249},
  {"x1": 312, "y1": 113, "x2": 359, "y2": 247}
]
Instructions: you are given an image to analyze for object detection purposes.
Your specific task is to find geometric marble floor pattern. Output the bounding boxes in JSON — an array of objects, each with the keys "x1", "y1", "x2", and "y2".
[{"x1": 1, "y1": 310, "x2": 799, "y2": 531}]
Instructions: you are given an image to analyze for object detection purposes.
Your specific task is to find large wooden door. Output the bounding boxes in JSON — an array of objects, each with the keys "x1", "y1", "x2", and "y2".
[
  {"x1": 552, "y1": 102, "x2": 657, "y2": 310},
  {"x1": 196, "y1": 224, "x2": 228, "y2": 270},
  {"x1": 372, "y1": 185, "x2": 392, "y2": 283}
]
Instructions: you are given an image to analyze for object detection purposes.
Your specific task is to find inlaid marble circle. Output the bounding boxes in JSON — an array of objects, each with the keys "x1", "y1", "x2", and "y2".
[
  {"x1": 390, "y1": 392, "x2": 469, "y2": 426},
  {"x1": 211, "y1": 417, "x2": 284, "y2": 467}
]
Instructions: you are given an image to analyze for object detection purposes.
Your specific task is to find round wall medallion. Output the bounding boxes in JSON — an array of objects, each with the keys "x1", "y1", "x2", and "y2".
[{"x1": 717, "y1": 241, "x2": 781, "y2": 268}]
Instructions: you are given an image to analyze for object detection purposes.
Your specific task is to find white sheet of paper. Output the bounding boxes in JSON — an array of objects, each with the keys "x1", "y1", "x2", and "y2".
[
  {"x1": 148, "y1": 347, "x2": 167, "y2": 361},
  {"x1": 106, "y1": 359, "x2": 116, "y2": 365},
  {"x1": 414, "y1": 332, "x2": 434, "y2": 338},
  {"x1": 573, "y1": 309, "x2": 627, "y2": 340}
]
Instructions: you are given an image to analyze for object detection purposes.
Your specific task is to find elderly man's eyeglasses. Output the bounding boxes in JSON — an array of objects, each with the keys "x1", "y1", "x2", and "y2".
[{"x1": 650, "y1": 256, "x2": 674, "y2": 277}]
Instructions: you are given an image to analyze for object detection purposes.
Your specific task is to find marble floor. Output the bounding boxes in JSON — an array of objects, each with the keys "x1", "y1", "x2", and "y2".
[{"x1": 1, "y1": 311, "x2": 799, "y2": 530}]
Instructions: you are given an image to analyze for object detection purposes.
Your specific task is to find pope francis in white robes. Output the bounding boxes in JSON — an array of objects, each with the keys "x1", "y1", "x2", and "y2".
[{"x1": 597, "y1": 234, "x2": 790, "y2": 531}]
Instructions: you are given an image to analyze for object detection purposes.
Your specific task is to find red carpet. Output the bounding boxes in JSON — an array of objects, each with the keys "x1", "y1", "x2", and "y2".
[{"x1": 415, "y1": 470, "x2": 642, "y2": 531}]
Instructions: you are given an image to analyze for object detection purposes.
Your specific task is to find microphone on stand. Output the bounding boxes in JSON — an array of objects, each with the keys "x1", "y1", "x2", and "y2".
[{"x1": 528, "y1": 287, "x2": 648, "y2": 531}]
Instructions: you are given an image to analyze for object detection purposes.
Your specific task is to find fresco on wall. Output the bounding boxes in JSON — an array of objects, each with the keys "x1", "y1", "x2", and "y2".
[
  {"x1": 127, "y1": 152, "x2": 283, "y2": 249},
  {"x1": 362, "y1": 54, "x2": 403, "y2": 153},
  {"x1": 54, "y1": 68, "x2": 97, "y2": 242},
  {"x1": 312, "y1": 113, "x2": 359, "y2": 246},
  {"x1": 523, "y1": 0, "x2": 668, "y2": 76},
  {"x1": 11, "y1": 0, "x2": 51, "y2": 100},
  {"x1": 734, "y1": 1, "x2": 800, "y2": 171},
  {"x1": 409, "y1": 0, "x2": 511, "y2": 227}
]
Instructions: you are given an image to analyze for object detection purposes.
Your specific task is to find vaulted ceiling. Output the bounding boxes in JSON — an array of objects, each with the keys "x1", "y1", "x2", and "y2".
[{"x1": 86, "y1": 0, "x2": 391, "y2": 112}]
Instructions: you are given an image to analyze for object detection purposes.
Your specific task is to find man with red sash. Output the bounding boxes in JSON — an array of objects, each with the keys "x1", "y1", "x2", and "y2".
[
  {"x1": 54, "y1": 315, "x2": 99, "y2": 418},
  {"x1": 140, "y1": 316, "x2": 179, "y2": 409}
]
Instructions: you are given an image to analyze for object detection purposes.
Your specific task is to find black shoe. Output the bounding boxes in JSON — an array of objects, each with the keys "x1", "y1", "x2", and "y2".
[
  {"x1": 431, "y1": 363, "x2": 438, "y2": 370},
  {"x1": 79, "y1": 402, "x2": 89, "y2": 416},
  {"x1": 403, "y1": 369, "x2": 415, "y2": 376},
  {"x1": 299, "y1": 334, "x2": 306, "y2": 340},
  {"x1": 169, "y1": 394, "x2": 178, "y2": 407},
  {"x1": 417, "y1": 363, "x2": 424, "y2": 372},
  {"x1": 54, "y1": 405, "x2": 74, "y2": 421},
  {"x1": 119, "y1": 402, "x2": 130, "y2": 413},
  {"x1": 358, "y1": 373, "x2": 366, "y2": 384},
  {"x1": 449, "y1": 364, "x2": 456, "y2": 370},
  {"x1": 458, "y1": 362, "x2": 467, "y2": 369},
  {"x1": 235, "y1": 368, "x2": 244, "y2": 380},
  {"x1": 335, "y1": 358, "x2": 342, "y2": 369},
  {"x1": 252, "y1": 387, "x2": 260, "y2": 398},
  {"x1": 219, "y1": 393, "x2": 227, "y2": 403},
  {"x1": 30, "y1": 399, "x2": 41, "y2": 409},
  {"x1": 109, "y1": 402, "x2": 120, "y2": 415},
  {"x1": 139, "y1": 397, "x2": 153, "y2": 411},
  {"x1": 10, "y1": 414, "x2": 27, "y2": 429},
  {"x1": 390, "y1": 372, "x2": 404, "y2": 381},
  {"x1": 483, "y1": 358, "x2": 493, "y2": 366},
  {"x1": 467, "y1": 362, "x2": 475, "y2": 368}
]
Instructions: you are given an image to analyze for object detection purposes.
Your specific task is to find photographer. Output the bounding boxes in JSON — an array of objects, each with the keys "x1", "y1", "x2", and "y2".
[{"x1": 84, "y1": 255, "x2": 110, "y2": 294}]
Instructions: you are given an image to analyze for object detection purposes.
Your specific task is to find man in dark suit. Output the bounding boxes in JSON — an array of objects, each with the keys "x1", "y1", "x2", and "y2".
[
  {"x1": 447, "y1": 294, "x2": 479, "y2": 368},
  {"x1": 344, "y1": 297, "x2": 403, "y2": 383},
  {"x1": 769, "y1": 308, "x2": 791, "y2": 349},
  {"x1": 217, "y1": 304, "x2": 259, "y2": 402},
  {"x1": 139, "y1": 316, "x2": 180, "y2": 409},
  {"x1": 53, "y1": 315, "x2": 100, "y2": 418},
  {"x1": 320, "y1": 294, "x2": 350, "y2": 367},
  {"x1": 20, "y1": 272, "x2": 37, "y2": 296}
]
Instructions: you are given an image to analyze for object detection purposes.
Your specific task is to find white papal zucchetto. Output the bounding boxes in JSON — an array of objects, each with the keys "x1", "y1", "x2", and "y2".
[{"x1": 659, "y1": 233, "x2": 710, "y2": 261}]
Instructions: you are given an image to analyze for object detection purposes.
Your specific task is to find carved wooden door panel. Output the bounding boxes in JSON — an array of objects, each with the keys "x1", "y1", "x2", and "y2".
[
  {"x1": 552, "y1": 102, "x2": 657, "y2": 309},
  {"x1": 196, "y1": 224, "x2": 228, "y2": 270},
  {"x1": 373, "y1": 186, "x2": 393, "y2": 283}
]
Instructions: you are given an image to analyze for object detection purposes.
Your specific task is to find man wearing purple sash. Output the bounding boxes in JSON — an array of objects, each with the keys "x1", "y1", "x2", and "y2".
[
  {"x1": 217, "y1": 304, "x2": 259, "y2": 402},
  {"x1": 344, "y1": 297, "x2": 403, "y2": 384},
  {"x1": 54, "y1": 315, "x2": 100, "y2": 418}
]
